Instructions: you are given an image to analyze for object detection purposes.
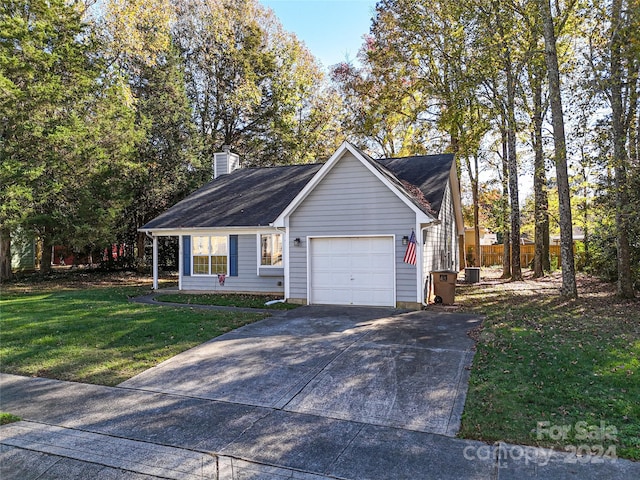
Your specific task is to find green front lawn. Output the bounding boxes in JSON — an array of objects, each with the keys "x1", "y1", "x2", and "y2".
[
  {"x1": 457, "y1": 270, "x2": 640, "y2": 460},
  {"x1": 155, "y1": 293, "x2": 300, "y2": 310},
  {"x1": 0, "y1": 284, "x2": 265, "y2": 386}
]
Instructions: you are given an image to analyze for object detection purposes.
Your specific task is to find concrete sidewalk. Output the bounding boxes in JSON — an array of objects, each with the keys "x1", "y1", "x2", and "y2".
[{"x1": 1, "y1": 374, "x2": 638, "y2": 479}]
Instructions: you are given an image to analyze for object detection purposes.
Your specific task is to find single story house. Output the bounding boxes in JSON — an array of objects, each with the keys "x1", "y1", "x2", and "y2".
[{"x1": 140, "y1": 142, "x2": 464, "y2": 309}]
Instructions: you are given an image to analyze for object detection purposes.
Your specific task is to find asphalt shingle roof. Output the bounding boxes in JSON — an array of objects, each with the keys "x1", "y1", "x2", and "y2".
[
  {"x1": 141, "y1": 164, "x2": 322, "y2": 229},
  {"x1": 378, "y1": 153, "x2": 454, "y2": 215},
  {"x1": 141, "y1": 149, "x2": 454, "y2": 230}
]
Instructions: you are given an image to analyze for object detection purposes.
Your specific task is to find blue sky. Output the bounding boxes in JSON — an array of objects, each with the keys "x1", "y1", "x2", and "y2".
[{"x1": 260, "y1": 0, "x2": 378, "y2": 70}]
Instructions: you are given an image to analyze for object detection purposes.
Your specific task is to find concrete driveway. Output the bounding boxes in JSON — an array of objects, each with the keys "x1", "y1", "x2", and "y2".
[{"x1": 119, "y1": 305, "x2": 481, "y2": 437}]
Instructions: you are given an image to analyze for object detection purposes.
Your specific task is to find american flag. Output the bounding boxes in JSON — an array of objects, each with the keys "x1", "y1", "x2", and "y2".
[{"x1": 403, "y1": 231, "x2": 417, "y2": 265}]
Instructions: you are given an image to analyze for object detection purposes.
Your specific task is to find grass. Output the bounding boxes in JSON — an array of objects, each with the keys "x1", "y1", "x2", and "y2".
[
  {"x1": 155, "y1": 292, "x2": 300, "y2": 310},
  {"x1": 0, "y1": 413, "x2": 21, "y2": 425},
  {"x1": 0, "y1": 274, "x2": 265, "y2": 386},
  {"x1": 456, "y1": 269, "x2": 640, "y2": 461}
]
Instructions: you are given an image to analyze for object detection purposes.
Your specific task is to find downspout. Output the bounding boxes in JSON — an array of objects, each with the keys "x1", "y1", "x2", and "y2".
[{"x1": 421, "y1": 221, "x2": 441, "y2": 307}]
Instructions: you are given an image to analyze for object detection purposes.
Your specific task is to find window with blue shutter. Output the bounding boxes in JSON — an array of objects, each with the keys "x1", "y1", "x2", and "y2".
[
  {"x1": 183, "y1": 235, "x2": 191, "y2": 276},
  {"x1": 229, "y1": 235, "x2": 238, "y2": 276}
]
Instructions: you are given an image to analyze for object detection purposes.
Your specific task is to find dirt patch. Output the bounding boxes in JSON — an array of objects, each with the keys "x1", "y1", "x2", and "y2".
[{"x1": 456, "y1": 267, "x2": 639, "y2": 322}]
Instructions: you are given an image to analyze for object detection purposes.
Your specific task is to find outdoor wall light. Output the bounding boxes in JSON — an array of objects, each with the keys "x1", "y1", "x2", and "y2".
[
  {"x1": 293, "y1": 238, "x2": 301, "y2": 247},
  {"x1": 402, "y1": 236, "x2": 409, "y2": 245}
]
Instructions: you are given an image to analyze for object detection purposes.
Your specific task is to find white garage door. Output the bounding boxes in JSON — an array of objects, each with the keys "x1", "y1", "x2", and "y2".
[{"x1": 309, "y1": 236, "x2": 395, "y2": 307}]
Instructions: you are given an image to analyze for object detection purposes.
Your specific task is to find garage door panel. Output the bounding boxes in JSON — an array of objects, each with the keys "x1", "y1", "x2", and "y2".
[
  {"x1": 367, "y1": 255, "x2": 394, "y2": 269},
  {"x1": 313, "y1": 272, "x2": 351, "y2": 287},
  {"x1": 313, "y1": 288, "x2": 351, "y2": 304},
  {"x1": 309, "y1": 237, "x2": 395, "y2": 307},
  {"x1": 350, "y1": 255, "x2": 373, "y2": 269},
  {"x1": 369, "y1": 240, "x2": 392, "y2": 254}
]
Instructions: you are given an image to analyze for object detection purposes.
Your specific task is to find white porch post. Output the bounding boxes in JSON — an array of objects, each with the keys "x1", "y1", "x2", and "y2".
[
  {"x1": 152, "y1": 235, "x2": 159, "y2": 290},
  {"x1": 178, "y1": 235, "x2": 183, "y2": 291}
]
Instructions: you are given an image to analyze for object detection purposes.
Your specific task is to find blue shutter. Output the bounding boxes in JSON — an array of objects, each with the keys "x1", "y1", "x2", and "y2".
[
  {"x1": 229, "y1": 235, "x2": 238, "y2": 276},
  {"x1": 183, "y1": 235, "x2": 191, "y2": 276}
]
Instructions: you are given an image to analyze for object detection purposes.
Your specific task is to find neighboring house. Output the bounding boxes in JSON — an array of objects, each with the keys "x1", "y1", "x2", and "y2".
[
  {"x1": 10, "y1": 232, "x2": 36, "y2": 272},
  {"x1": 464, "y1": 227, "x2": 497, "y2": 248},
  {"x1": 551, "y1": 227, "x2": 585, "y2": 245},
  {"x1": 140, "y1": 142, "x2": 464, "y2": 309}
]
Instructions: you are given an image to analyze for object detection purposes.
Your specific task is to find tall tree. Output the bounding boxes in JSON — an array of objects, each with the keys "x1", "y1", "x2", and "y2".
[
  {"x1": 519, "y1": 4, "x2": 551, "y2": 278},
  {"x1": 0, "y1": 0, "x2": 139, "y2": 277},
  {"x1": 488, "y1": 0, "x2": 524, "y2": 280},
  {"x1": 123, "y1": 42, "x2": 204, "y2": 262},
  {"x1": 331, "y1": 41, "x2": 426, "y2": 157},
  {"x1": 608, "y1": 0, "x2": 637, "y2": 297},
  {"x1": 172, "y1": 0, "x2": 338, "y2": 165},
  {"x1": 537, "y1": 0, "x2": 578, "y2": 297}
]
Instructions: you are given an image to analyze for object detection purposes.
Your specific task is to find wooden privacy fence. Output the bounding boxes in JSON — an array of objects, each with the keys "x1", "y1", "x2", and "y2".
[{"x1": 466, "y1": 244, "x2": 564, "y2": 267}]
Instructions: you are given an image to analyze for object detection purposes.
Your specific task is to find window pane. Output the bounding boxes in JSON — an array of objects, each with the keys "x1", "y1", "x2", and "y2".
[
  {"x1": 211, "y1": 255, "x2": 227, "y2": 274},
  {"x1": 211, "y1": 236, "x2": 227, "y2": 255},
  {"x1": 260, "y1": 235, "x2": 271, "y2": 265},
  {"x1": 260, "y1": 234, "x2": 283, "y2": 266},
  {"x1": 272, "y1": 235, "x2": 282, "y2": 266},
  {"x1": 193, "y1": 255, "x2": 209, "y2": 275},
  {"x1": 192, "y1": 236, "x2": 209, "y2": 256},
  {"x1": 192, "y1": 236, "x2": 227, "y2": 275}
]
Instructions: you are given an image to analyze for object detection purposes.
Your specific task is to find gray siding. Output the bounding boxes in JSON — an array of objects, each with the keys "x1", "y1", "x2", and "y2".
[
  {"x1": 422, "y1": 181, "x2": 460, "y2": 282},
  {"x1": 182, "y1": 234, "x2": 284, "y2": 293},
  {"x1": 289, "y1": 152, "x2": 417, "y2": 303}
]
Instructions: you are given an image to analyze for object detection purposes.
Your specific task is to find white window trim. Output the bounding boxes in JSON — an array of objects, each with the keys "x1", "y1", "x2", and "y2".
[
  {"x1": 256, "y1": 233, "x2": 284, "y2": 270},
  {"x1": 191, "y1": 235, "x2": 230, "y2": 276}
]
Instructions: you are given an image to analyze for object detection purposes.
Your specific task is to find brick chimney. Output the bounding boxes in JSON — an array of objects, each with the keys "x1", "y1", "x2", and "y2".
[{"x1": 213, "y1": 145, "x2": 240, "y2": 179}]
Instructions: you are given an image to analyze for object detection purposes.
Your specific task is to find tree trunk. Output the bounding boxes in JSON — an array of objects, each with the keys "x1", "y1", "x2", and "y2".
[
  {"x1": 538, "y1": 0, "x2": 577, "y2": 298},
  {"x1": 0, "y1": 227, "x2": 12, "y2": 281},
  {"x1": 464, "y1": 154, "x2": 480, "y2": 267},
  {"x1": 532, "y1": 69, "x2": 548, "y2": 278},
  {"x1": 137, "y1": 231, "x2": 146, "y2": 260},
  {"x1": 610, "y1": 0, "x2": 635, "y2": 298},
  {"x1": 40, "y1": 231, "x2": 53, "y2": 275},
  {"x1": 500, "y1": 122, "x2": 511, "y2": 279},
  {"x1": 506, "y1": 63, "x2": 522, "y2": 281}
]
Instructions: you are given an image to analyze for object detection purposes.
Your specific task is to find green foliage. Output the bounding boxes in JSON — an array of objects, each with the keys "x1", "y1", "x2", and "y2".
[
  {"x1": 172, "y1": 0, "x2": 341, "y2": 165},
  {"x1": 0, "y1": 0, "x2": 141, "y2": 269},
  {"x1": 0, "y1": 413, "x2": 21, "y2": 425},
  {"x1": 123, "y1": 41, "x2": 205, "y2": 242}
]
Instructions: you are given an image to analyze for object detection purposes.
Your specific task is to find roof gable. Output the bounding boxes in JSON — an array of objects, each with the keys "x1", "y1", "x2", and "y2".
[{"x1": 272, "y1": 142, "x2": 438, "y2": 227}]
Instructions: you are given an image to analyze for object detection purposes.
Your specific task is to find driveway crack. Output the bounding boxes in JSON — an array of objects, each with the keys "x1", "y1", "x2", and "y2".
[{"x1": 278, "y1": 329, "x2": 373, "y2": 411}]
